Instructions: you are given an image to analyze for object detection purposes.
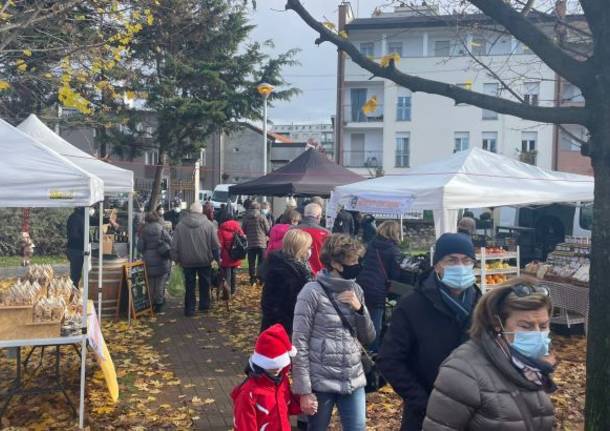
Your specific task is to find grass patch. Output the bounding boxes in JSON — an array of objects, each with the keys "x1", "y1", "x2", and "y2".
[{"x1": 0, "y1": 255, "x2": 67, "y2": 267}]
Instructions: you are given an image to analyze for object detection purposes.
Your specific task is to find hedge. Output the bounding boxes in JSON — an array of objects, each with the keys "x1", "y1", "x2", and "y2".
[{"x1": 0, "y1": 208, "x2": 71, "y2": 256}]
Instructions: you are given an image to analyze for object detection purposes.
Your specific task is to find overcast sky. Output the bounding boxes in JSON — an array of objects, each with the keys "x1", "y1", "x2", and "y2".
[{"x1": 249, "y1": 1, "x2": 383, "y2": 125}]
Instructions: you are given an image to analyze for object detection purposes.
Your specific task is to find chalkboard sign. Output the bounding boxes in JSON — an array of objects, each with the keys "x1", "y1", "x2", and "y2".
[{"x1": 116, "y1": 261, "x2": 153, "y2": 319}]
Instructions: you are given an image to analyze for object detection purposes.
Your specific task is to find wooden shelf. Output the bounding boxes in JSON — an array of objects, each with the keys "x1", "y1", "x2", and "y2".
[{"x1": 476, "y1": 252, "x2": 518, "y2": 261}]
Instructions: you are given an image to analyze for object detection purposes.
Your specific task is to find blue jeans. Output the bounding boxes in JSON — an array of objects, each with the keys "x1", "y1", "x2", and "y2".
[
  {"x1": 368, "y1": 306, "x2": 385, "y2": 353},
  {"x1": 308, "y1": 387, "x2": 366, "y2": 431}
]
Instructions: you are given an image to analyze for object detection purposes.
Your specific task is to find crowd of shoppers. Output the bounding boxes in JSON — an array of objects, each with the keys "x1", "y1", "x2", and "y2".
[{"x1": 80, "y1": 193, "x2": 559, "y2": 431}]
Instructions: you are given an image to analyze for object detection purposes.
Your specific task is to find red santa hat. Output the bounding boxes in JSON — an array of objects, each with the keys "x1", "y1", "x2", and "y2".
[{"x1": 251, "y1": 324, "x2": 297, "y2": 370}]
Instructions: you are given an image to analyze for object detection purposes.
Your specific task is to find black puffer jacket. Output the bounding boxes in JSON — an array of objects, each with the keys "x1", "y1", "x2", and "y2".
[
  {"x1": 356, "y1": 236, "x2": 402, "y2": 308},
  {"x1": 260, "y1": 251, "x2": 312, "y2": 335},
  {"x1": 378, "y1": 271, "x2": 482, "y2": 430}
]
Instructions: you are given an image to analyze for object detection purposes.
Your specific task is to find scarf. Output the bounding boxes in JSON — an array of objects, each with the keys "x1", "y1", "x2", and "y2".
[
  {"x1": 438, "y1": 283, "x2": 476, "y2": 325},
  {"x1": 497, "y1": 338, "x2": 557, "y2": 393}
]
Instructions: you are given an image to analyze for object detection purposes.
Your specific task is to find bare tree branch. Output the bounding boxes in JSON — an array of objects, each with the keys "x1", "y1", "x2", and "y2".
[
  {"x1": 468, "y1": 0, "x2": 590, "y2": 87},
  {"x1": 285, "y1": 0, "x2": 588, "y2": 126}
]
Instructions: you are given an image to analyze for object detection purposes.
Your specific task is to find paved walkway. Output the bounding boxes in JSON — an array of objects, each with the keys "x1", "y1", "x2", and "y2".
[{"x1": 151, "y1": 297, "x2": 248, "y2": 431}]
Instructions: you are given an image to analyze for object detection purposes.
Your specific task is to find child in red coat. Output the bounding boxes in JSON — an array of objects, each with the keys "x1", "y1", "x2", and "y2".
[{"x1": 231, "y1": 324, "x2": 316, "y2": 431}]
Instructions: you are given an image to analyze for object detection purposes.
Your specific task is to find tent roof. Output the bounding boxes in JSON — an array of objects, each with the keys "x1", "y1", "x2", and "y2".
[
  {"x1": 334, "y1": 148, "x2": 594, "y2": 211},
  {"x1": 18, "y1": 114, "x2": 134, "y2": 193},
  {"x1": 229, "y1": 148, "x2": 364, "y2": 197},
  {"x1": 0, "y1": 118, "x2": 104, "y2": 208}
]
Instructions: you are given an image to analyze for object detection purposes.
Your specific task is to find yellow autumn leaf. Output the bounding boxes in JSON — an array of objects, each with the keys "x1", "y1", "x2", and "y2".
[
  {"x1": 322, "y1": 21, "x2": 336, "y2": 31},
  {"x1": 338, "y1": 30, "x2": 348, "y2": 39},
  {"x1": 17, "y1": 62, "x2": 28, "y2": 72},
  {"x1": 0, "y1": 80, "x2": 10, "y2": 91},
  {"x1": 23, "y1": 49, "x2": 32, "y2": 57},
  {"x1": 361, "y1": 96, "x2": 378, "y2": 114},
  {"x1": 380, "y1": 52, "x2": 400, "y2": 68}
]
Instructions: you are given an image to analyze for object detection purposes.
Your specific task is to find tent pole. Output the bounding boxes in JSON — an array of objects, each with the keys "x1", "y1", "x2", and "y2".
[
  {"x1": 79, "y1": 206, "x2": 90, "y2": 429},
  {"x1": 400, "y1": 215, "x2": 404, "y2": 241},
  {"x1": 98, "y1": 202, "x2": 103, "y2": 322},
  {"x1": 128, "y1": 192, "x2": 133, "y2": 327}
]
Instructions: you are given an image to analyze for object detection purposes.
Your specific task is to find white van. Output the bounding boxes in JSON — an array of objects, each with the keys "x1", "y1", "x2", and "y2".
[
  {"x1": 199, "y1": 189, "x2": 213, "y2": 203},
  {"x1": 210, "y1": 184, "x2": 246, "y2": 216}
]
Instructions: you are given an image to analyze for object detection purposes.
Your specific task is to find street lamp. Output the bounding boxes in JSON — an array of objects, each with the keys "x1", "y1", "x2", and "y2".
[{"x1": 257, "y1": 83, "x2": 274, "y2": 192}]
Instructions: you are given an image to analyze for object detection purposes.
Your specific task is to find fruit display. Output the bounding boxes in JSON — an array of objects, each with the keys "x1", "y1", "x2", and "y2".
[
  {"x1": 483, "y1": 262, "x2": 513, "y2": 271},
  {"x1": 484, "y1": 274, "x2": 510, "y2": 286},
  {"x1": 525, "y1": 238, "x2": 590, "y2": 286}
]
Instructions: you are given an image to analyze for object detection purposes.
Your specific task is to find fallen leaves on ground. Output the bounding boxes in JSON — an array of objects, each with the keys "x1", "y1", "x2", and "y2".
[{"x1": 0, "y1": 318, "x2": 193, "y2": 430}]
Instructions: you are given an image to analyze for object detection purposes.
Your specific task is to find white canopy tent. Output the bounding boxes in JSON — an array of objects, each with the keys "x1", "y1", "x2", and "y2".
[
  {"x1": 0, "y1": 118, "x2": 103, "y2": 428},
  {"x1": 330, "y1": 148, "x2": 595, "y2": 237},
  {"x1": 17, "y1": 114, "x2": 135, "y2": 321}
]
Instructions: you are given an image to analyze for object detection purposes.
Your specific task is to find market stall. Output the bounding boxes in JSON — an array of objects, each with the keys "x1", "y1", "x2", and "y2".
[
  {"x1": 17, "y1": 114, "x2": 135, "y2": 320},
  {"x1": 0, "y1": 118, "x2": 104, "y2": 428},
  {"x1": 228, "y1": 148, "x2": 363, "y2": 197},
  {"x1": 524, "y1": 236, "x2": 590, "y2": 332},
  {"x1": 329, "y1": 148, "x2": 594, "y2": 237}
]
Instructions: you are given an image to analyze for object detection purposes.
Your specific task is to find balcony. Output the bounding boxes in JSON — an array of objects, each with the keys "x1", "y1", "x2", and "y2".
[
  {"x1": 342, "y1": 150, "x2": 383, "y2": 168},
  {"x1": 344, "y1": 104, "x2": 384, "y2": 124}
]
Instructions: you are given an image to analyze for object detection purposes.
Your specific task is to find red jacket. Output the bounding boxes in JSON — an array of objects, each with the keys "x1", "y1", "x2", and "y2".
[
  {"x1": 218, "y1": 220, "x2": 245, "y2": 268},
  {"x1": 266, "y1": 224, "x2": 291, "y2": 256},
  {"x1": 231, "y1": 369, "x2": 301, "y2": 431},
  {"x1": 296, "y1": 219, "x2": 330, "y2": 275}
]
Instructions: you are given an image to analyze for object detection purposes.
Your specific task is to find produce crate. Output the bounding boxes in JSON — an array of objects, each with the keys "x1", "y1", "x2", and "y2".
[{"x1": 0, "y1": 305, "x2": 33, "y2": 339}]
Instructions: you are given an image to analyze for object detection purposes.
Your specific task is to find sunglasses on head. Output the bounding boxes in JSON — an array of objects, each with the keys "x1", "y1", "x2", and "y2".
[{"x1": 498, "y1": 283, "x2": 549, "y2": 305}]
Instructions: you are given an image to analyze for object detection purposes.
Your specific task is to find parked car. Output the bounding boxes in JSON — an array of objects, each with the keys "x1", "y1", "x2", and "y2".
[{"x1": 210, "y1": 184, "x2": 246, "y2": 216}]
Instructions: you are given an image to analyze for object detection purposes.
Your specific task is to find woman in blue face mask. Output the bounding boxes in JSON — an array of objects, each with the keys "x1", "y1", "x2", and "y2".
[{"x1": 423, "y1": 278, "x2": 556, "y2": 431}]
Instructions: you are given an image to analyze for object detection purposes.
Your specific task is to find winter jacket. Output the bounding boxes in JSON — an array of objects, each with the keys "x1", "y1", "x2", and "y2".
[
  {"x1": 231, "y1": 366, "x2": 301, "y2": 431},
  {"x1": 137, "y1": 222, "x2": 172, "y2": 277},
  {"x1": 171, "y1": 212, "x2": 220, "y2": 268},
  {"x1": 377, "y1": 271, "x2": 482, "y2": 429},
  {"x1": 260, "y1": 251, "x2": 312, "y2": 335},
  {"x1": 218, "y1": 220, "x2": 245, "y2": 268},
  {"x1": 66, "y1": 210, "x2": 85, "y2": 251},
  {"x1": 266, "y1": 224, "x2": 291, "y2": 256},
  {"x1": 291, "y1": 270, "x2": 376, "y2": 395},
  {"x1": 294, "y1": 217, "x2": 330, "y2": 275},
  {"x1": 423, "y1": 331, "x2": 555, "y2": 431},
  {"x1": 356, "y1": 236, "x2": 403, "y2": 308},
  {"x1": 332, "y1": 209, "x2": 355, "y2": 235},
  {"x1": 242, "y1": 209, "x2": 270, "y2": 249},
  {"x1": 360, "y1": 216, "x2": 377, "y2": 244}
]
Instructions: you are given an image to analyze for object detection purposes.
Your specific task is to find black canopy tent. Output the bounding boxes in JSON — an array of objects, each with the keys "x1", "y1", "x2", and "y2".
[{"x1": 228, "y1": 148, "x2": 364, "y2": 197}]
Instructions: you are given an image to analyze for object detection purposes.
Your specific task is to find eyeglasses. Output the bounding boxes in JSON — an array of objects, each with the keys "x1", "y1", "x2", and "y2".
[{"x1": 442, "y1": 255, "x2": 475, "y2": 266}]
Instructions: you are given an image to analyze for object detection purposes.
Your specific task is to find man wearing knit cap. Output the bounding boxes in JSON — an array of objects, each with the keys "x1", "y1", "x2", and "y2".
[{"x1": 378, "y1": 233, "x2": 482, "y2": 431}]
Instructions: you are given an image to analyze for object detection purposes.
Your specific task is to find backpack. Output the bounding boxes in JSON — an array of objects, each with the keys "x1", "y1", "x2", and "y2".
[{"x1": 229, "y1": 232, "x2": 248, "y2": 260}]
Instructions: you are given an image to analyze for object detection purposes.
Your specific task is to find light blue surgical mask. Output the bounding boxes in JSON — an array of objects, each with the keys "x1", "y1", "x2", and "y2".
[
  {"x1": 441, "y1": 265, "x2": 475, "y2": 290},
  {"x1": 508, "y1": 330, "x2": 551, "y2": 359}
]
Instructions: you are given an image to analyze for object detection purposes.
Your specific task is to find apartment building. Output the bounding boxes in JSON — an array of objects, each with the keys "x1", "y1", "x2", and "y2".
[{"x1": 336, "y1": 3, "x2": 590, "y2": 175}]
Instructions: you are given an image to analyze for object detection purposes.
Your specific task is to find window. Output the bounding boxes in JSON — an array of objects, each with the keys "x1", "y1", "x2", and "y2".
[
  {"x1": 359, "y1": 42, "x2": 374, "y2": 57},
  {"x1": 348, "y1": 133, "x2": 365, "y2": 167},
  {"x1": 396, "y1": 95, "x2": 412, "y2": 121},
  {"x1": 488, "y1": 35, "x2": 512, "y2": 55},
  {"x1": 145, "y1": 150, "x2": 159, "y2": 166},
  {"x1": 471, "y1": 38, "x2": 487, "y2": 56},
  {"x1": 388, "y1": 41, "x2": 403, "y2": 57},
  {"x1": 454, "y1": 132, "x2": 470, "y2": 152},
  {"x1": 482, "y1": 83, "x2": 499, "y2": 120},
  {"x1": 524, "y1": 82, "x2": 540, "y2": 106},
  {"x1": 482, "y1": 132, "x2": 498, "y2": 153},
  {"x1": 521, "y1": 131, "x2": 537, "y2": 152},
  {"x1": 350, "y1": 88, "x2": 367, "y2": 122},
  {"x1": 395, "y1": 133, "x2": 410, "y2": 167},
  {"x1": 434, "y1": 40, "x2": 451, "y2": 56},
  {"x1": 560, "y1": 126, "x2": 586, "y2": 152}
]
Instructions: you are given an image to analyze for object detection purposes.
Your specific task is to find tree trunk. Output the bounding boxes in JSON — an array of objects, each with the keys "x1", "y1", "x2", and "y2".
[
  {"x1": 148, "y1": 151, "x2": 164, "y2": 211},
  {"x1": 585, "y1": 99, "x2": 610, "y2": 431}
]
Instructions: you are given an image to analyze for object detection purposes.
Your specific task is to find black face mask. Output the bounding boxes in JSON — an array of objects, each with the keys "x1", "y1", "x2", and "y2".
[{"x1": 339, "y1": 263, "x2": 363, "y2": 280}]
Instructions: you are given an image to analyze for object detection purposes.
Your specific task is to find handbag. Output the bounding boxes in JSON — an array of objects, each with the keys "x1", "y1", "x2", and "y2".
[
  {"x1": 157, "y1": 239, "x2": 171, "y2": 259},
  {"x1": 317, "y1": 281, "x2": 387, "y2": 393}
]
